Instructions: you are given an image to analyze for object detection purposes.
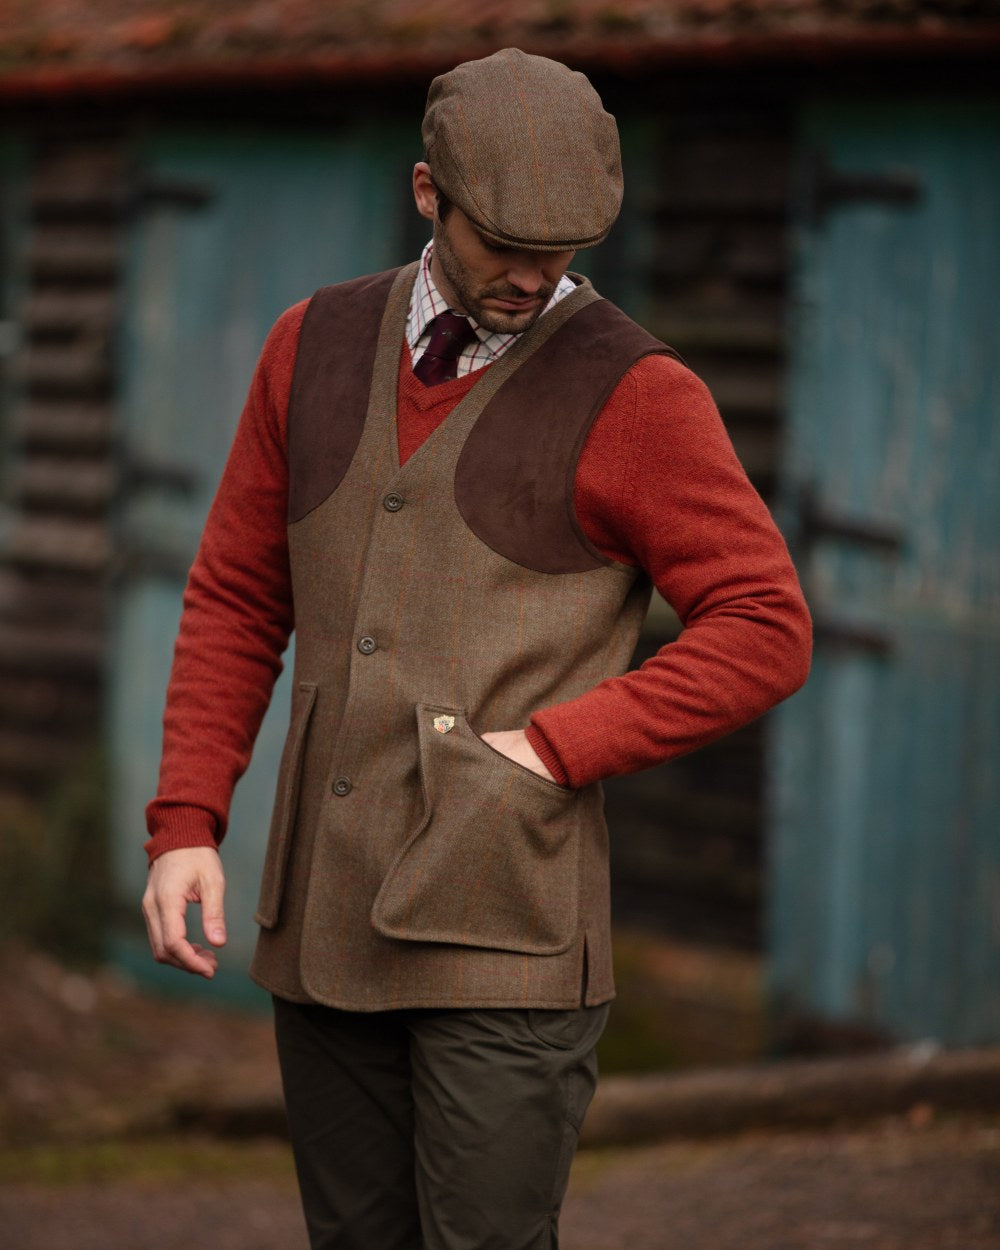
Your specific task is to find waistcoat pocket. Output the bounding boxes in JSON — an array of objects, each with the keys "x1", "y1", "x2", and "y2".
[
  {"x1": 255, "y1": 681, "x2": 318, "y2": 929},
  {"x1": 370, "y1": 704, "x2": 581, "y2": 954}
]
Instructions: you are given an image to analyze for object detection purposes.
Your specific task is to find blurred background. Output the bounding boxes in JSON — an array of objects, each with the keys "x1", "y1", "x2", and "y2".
[{"x1": 0, "y1": 3, "x2": 998, "y2": 1240}]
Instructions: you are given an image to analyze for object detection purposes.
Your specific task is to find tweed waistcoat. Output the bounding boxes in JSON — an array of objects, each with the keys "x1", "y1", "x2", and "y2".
[{"x1": 249, "y1": 262, "x2": 675, "y2": 1010}]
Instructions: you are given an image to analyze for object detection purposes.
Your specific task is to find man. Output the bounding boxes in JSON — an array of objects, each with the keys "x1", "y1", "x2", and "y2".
[{"x1": 142, "y1": 47, "x2": 811, "y2": 1250}]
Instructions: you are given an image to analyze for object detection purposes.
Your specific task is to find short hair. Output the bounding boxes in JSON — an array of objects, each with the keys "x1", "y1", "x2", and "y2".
[
  {"x1": 435, "y1": 187, "x2": 453, "y2": 223},
  {"x1": 422, "y1": 153, "x2": 454, "y2": 223}
]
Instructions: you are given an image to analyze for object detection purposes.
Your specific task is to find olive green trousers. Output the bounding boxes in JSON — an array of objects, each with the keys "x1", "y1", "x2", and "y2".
[{"x1": 273, "y1": 996, "x2": 609, "y2": 1250}]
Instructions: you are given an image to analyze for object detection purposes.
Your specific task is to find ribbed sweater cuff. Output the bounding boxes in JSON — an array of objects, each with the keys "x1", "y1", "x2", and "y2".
[
  {"x1": 525, "y1": 723, "x2": 570, "y2": 788},
  {"x1": 144, "y1": 805, "x2": 219, "y2": 865}
]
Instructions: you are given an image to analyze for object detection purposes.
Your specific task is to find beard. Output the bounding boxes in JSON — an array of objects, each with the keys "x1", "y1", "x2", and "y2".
[{"x1": 432, "y1": 219, "x2": 555, "y2": 335}]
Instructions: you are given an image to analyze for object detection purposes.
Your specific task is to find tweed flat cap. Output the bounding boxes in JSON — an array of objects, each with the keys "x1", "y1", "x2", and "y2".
[{"x1": 422, "y1": 47, "x2": 623, "y2": 252}]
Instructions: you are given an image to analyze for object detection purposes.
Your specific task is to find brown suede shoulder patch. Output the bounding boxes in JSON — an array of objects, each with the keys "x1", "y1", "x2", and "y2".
[
  {"x1": 454, "y1": 299, "x2": 680, "y2": 574},
  {"x1": 287, "y1": 267, "x2": 400, "y2": 523}
]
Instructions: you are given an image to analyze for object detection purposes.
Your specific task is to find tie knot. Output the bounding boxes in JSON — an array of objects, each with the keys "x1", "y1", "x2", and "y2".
[{"x1": 414, "y1": 312, "x2": 478, "y2": 386}]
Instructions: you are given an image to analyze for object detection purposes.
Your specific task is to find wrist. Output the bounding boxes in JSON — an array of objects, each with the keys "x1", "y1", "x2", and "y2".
[
  {"x1": 144, "y1": 804, "x2": 219, "y2": 865},
  {"x1": 525, "y1": 723, "x2": 570, "y2": 787}
]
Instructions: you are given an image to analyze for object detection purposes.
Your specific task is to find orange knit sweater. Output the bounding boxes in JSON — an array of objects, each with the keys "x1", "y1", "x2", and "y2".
[{"x1": 145, "y1": 302, "x2": 811, "y2": 860}]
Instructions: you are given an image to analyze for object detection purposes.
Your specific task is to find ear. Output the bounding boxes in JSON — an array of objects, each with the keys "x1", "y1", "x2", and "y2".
[{"x1": 413, "y1": 162, "x2": 438, "y2": 222}]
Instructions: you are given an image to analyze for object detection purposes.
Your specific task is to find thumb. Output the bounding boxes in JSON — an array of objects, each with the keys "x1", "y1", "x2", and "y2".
[{"x1": 200, "y1": 873, "x2": 227, "y2": 948}]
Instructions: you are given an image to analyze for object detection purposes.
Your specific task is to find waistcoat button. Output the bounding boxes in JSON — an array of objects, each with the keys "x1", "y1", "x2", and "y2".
[
  {"x1": 383, "y1": 492, "x2": 404, "y2": 512},
  {"x1": 357, "y1": 635, "x2": 377, "y2": 655},
  {"x1": 332, "y1": 777, "x2": 352, "y2": 796}
]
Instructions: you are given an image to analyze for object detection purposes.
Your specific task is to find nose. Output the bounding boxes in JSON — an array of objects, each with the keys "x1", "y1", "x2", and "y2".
[{"x1": 505, "y1": 255, "x2": 546, "y2": 295}]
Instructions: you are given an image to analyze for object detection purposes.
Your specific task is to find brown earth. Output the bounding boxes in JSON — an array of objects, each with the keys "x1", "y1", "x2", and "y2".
[
  {"x1": 0, "y1": 935, "x2": 764, "y2": 1146},
  {"x1": 0, "y1": 943, "x2": 283, "y2": 1147},
  {"x1": 3, "y1": 1116, "x2": 999, "y2": 1249},
  {"x1": 2, "y1": 945, "x2": 999, "y2": 1250}
]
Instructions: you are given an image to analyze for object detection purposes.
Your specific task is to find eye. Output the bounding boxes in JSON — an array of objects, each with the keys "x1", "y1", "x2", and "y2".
[{"x1": 478, "y1": 233, "x2": 511, "y2": 256}]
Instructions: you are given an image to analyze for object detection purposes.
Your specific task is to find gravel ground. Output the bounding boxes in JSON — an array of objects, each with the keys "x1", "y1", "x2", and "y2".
[
  {"x1": 564, "y1": 1115, "x2": 1000, "y2": 1250},
  {"x1": 3, "y1": 945, "x2": 999, "y2": 1249},
  {"x1": 2, "y1": 1113, "x2": 998, "y2": 1249}
]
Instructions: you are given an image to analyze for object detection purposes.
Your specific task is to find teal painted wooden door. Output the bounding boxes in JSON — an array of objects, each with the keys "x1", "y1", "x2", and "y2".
[
  {"x1": 771, "y1": 101, "x2": 1000, "y2": 1046},
  {"x1": 111, "y1": 129, "x2": 413, "y2": 1001}
]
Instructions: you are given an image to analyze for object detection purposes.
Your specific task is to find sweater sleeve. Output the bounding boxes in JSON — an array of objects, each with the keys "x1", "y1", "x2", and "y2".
[
  {"x1": 527, "y1": 352, "x2": 812, "y2": 788},
  {"x1": 143, "y1": 301, "x2": 307, "y2": 863}
]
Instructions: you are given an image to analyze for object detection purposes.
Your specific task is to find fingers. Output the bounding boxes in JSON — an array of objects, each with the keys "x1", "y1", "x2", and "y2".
[
  {"x1": 481, "y1": 728, "x2": 556, "y2": 782},
  {"x1": 142, "y1": 848, "x2": 226, "y2": 979},
  {"x1": 199, "y1": 869, "x2": 227, "y2": 950},
  {"x1": 159, "y1": 896, "x2": 218, "y2": 978},
  {"x1": 143, "y1": 883, "x2": 214, "y2": 978}
]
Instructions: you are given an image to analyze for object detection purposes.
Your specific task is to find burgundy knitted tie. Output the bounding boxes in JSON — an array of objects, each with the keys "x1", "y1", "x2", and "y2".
[{"x1": 414, "y1": 311, "x2": 478, "y2": 387}]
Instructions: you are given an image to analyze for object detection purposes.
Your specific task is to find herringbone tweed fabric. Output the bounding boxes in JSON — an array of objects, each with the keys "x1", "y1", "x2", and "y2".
[
  {"x1": 422, "y1": 47, "x2": 623, "y2": 251},
  {"x1": 250, "y1": 263, "x2": 667, "y2": 1010}
]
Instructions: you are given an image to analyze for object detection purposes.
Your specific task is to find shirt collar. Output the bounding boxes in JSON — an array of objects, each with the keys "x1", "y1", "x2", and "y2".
[
  {"x1": 408, "y1": 242, "x2": 452, "y2": 346},
  {"x1": 406, "y1": 241, "x2": 575, "y2": 363}
]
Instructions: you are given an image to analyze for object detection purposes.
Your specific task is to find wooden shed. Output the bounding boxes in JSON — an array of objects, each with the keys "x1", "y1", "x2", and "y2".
[{"x1": 1, "y1": 0, "x2": 998, "y2": 1046}]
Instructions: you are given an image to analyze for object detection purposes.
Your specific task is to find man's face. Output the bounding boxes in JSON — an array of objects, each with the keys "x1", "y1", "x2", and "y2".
[{"x1": 430, "y1": 200, "x2": 576, "y2": 336}]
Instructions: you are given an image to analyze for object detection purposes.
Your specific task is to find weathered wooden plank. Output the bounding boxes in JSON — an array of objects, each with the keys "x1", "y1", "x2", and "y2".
[
  {"x1": 12, "y1": 401, "x2": 113, "y2": 450},
  {"x1": 0, "y1": 621, "x2": 104, "y2": 671},
  {"x1": 771, "y1": 100, "x2": 1000, "y2": 1047},
  {"x1": 10, "y1": 457, "x2": 115, "y2": 510},
  {"x1": 708, "y1": 375, "x2": 782, "y2": 420},
  {"x1": 649, "y1": 138, "x2": 790, "y2": 214},
  {"x1": 15, "y1": 344, "x2": 112, "y2": 396},
  {"x1": 640, "y1": 106, "x2": 791, "y2": 546},
  {"x1": 0, "y1": 569, "x2": 105, "y2": 623},
  {"x1": 28, "y1": 227, "x2": 120, "y2": 281},
  {"x1": 647, "y1": 316, "x2": 784, "y2": 354},
  {"x1": 651, "y1": 222, "x2": 787, "y2": 286},
  {"x1": 3, "y1": 516, "x2": 110, "y2": 572},
  {"x1": 30, "y1": 146, "x2": 124, "y2": 201},
  {"x1": 0, "y1": 729, "x2": 86, "y2": 781},
  {"x1": 610, "y1": 98, "x2": 792, "y2": 949},
  {"x1": 0, "y1": 673, "x2": 100, "y2": 726},
  {"x1": 24, "y1": 289, "x2": 117, "y2": 334},
  {"x1": 0, "y1": 140, "x2": 122, "y2": 801}
]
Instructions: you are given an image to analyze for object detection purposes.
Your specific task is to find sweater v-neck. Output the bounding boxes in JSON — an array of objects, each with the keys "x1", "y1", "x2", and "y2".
[{"x1": 396, "y1": 339, "x2": 490, "y2": 467}]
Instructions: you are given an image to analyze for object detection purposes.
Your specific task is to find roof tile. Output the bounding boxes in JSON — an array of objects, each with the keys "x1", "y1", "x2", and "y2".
[{"x1": 1, "y1": 0, "x2": 998, "y2": 91}]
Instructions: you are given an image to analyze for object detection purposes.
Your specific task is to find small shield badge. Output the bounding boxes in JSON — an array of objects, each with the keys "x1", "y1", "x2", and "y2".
[{"x1": 433, "y1": 714, "x2": 456, "y2": 735}]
